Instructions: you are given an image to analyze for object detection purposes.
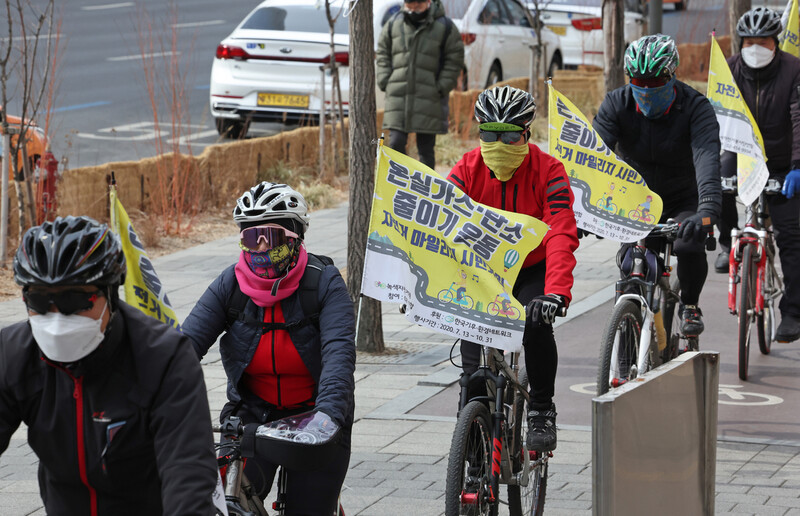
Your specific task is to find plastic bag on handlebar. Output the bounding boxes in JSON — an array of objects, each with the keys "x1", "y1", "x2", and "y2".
[
  {"x1": 617, "y1": 243, "x2": 663, "y2": 285},
  {"x1": 245, "y1": 410, "x2": 342, "y2": 471}
]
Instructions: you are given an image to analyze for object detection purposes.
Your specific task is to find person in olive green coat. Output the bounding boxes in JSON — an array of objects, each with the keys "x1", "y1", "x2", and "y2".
[{"x1": 377, "y1": 0, "x2": 464, "y2": 169}]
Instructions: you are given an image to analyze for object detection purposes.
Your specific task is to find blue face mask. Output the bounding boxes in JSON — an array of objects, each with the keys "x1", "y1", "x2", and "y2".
[{"x1": 630, "y1": 76, "x2": 677, "y2": 119}]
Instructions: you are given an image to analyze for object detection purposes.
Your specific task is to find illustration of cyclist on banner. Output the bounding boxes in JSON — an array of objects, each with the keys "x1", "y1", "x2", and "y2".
[
  {"x1": 548, "y1": 86, "x2": 663, "y2": 242},
  {"x1": 361, "y1": 145, "x2": 548, "y2": 352}
]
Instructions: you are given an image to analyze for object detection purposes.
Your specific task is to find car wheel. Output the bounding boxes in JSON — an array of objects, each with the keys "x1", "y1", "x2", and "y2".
[
  {"x1": 215, "y1": 118, "x2": 248, "y2": 139},
  {"x1": 548, "y1": 52, "x2": 563, "y2": 78},
  {"x1": 485, "y1": 62, "x2": 502, "y2": 88}
]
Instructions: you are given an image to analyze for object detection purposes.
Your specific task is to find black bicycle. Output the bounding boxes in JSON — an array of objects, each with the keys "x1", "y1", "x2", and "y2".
[
  {"x1": 213, "y1": 410, "x2": 345, "y2": 516},
  {"x1": 445, "y1": 346, "x2": 550, "y2": 516}
]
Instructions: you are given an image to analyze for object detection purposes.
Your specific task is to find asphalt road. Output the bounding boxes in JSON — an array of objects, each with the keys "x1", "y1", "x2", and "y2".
[
  {"x1": 5, "y1": 0, "x2": 774, "y2": 170},
  {"x1": 412, "y1": 251, "x2": 800, "y2": 445}
]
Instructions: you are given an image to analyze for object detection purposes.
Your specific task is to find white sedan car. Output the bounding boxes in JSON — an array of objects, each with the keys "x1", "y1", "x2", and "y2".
[
  {"x1": 209, "y1": 0, "x2": 401, "y2": 138},
  {"x1": 533, "y1": 0, "x2": 645, "y2": 69},
  {"x1": 442, "y1": 0, "x2": 564, "y2": 90}
]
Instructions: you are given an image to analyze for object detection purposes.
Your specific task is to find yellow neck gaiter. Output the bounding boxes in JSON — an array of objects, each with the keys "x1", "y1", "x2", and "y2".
[{"x1": 480, "y1": 141, "x2": 529, "y2": 181}]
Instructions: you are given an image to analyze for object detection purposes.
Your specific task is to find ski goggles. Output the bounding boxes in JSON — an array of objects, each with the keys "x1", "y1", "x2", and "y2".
[
  {"x1": 239, "y1": 225, "x2": 293, "y2": 251},
  {"x1": 479, "y1": 130, "x2": 525, "y2": 145},
  {"x1": 630, "y1": 76, "x2": 671, "y2": 88},
  {"x1": 24, "y1": 288, "x2": 103, "y2": 315}
]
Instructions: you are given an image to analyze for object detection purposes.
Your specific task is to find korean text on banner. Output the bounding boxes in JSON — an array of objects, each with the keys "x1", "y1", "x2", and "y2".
[
  {"x1": 109, "y1": 188, "x2": 181, "y2": 330},
  {"x1": 707, "y1": 37, "x2": 769, "y2": 205},
  {"x1": 781, "y1": 0, "x2": 800, "y2": 58},
  {"x1": 548, "y1": 86, "x2": 663, "y2": 242},
  {"x1": 361, "y1": 146, "x2": 548, "y2": 352}
]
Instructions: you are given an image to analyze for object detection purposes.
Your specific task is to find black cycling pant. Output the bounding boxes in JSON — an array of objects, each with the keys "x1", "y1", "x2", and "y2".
[
  {"x1": 220, "y1": 401, "x2": 350, "y2": 515},
  {"x1": 460, "y1": 262, "x2": 557, "y2": 410},
  {"x1": 649, "y1": 199, "x2": 708, "y2": 307},
  {"x1": 718, "y1": 171, "x2": 800, "y2": 317},
  {"x1": 388, "y1": 131, "x2": 436, "y2": 169}
]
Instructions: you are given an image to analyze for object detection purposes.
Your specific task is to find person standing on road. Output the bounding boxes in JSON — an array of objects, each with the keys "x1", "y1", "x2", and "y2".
[
  {"x1": 713, "y1": 7, "x2": 800, "y2": 343},
  {"x1": 593, "y1": 34, "x2": 723, "y2": 338},
  {"x1": 182, "y1": 182, "x2": 356, "y2": 514},
  {"x1": 448, "y1": 86, "x2": 579, "y2": 452},
  {"x1": 377, "y1": 0, "x2": 464, "y2": 169},
  {"x1": 0, "y1": 216, "x2": 218, "y2": 515}
]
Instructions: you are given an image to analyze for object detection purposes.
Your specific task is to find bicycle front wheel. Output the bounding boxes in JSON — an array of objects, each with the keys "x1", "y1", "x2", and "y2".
[
  {"x1": 445, "y1": 401, "x2": 495, "y2": 516},
  {"x1": 738, "y1": 244, "x2": 756, "y2": 381},
  {"x1": 597, "y1": 299, "x2": 644, "y2": 395},
  {"x1": 508, "y1": 368, "x2": 547, "y2": 516}
]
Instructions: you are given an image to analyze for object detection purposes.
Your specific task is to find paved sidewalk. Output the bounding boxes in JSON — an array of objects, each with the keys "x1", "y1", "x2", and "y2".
[{"x1": 1, "y1": 203, "x2": 800, "y2": 515}]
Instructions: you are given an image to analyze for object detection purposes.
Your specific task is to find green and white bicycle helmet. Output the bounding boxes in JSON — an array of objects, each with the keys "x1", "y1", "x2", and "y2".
[
  {"x1": 624, "y1": 34, "x2": 679, "y2": 79},
  {"x1": 474, "y1": 86, "x2": 536, "y2": 131},
  {"x1": 736, "y1": 7, "x2": 782, "y2": 38}
]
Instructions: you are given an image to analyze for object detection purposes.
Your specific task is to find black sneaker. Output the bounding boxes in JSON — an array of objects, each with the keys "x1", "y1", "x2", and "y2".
[
  {"x1": 526, "y1": 405, "x2": 557, "y2": 452},
  {"x1": 714, "y1": 249, "x2": 730, "y2": 274},
  {"x1": 776, "y1": 315, "x2": 800, "y2": 343},
  {"x1": 680, "y1": 305, "x2": 705, "y2": 336}
]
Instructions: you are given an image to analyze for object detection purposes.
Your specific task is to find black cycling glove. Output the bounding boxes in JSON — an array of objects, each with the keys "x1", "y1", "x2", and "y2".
[
  {"x1": 677, "y1": 205, "x2": 718, "y2": 244},
  {"x1": 526, "y1": 294, "x2": 566, "y2": 326}
]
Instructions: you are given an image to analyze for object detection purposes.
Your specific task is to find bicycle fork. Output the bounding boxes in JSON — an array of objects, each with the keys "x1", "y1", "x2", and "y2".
[{"x1": 728, "y1": 231, "x2": 766, "y2": 315}]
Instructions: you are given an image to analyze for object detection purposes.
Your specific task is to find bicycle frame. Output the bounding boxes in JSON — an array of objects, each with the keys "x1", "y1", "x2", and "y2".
[
  {"x1": 612, "y1": 231, "x2": 678, "y2": 374},
  {"x1": 727, "y1": 187, "x2": 780, "y2": 317},
  {"x1": 457, "y1": 348, "x2": 530, "y2": 506}
]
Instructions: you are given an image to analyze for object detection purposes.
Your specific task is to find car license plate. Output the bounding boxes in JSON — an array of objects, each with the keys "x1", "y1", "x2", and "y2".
[
  {"x1": 548, "y1": 26, "x2": 567, "y2": 36},
  {"x1": 257, "y1": 93, "x2": 309, "y2": 108}
]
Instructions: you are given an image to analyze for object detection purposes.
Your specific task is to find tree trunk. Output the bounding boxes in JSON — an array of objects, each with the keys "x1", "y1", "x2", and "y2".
[
  {"x1": 347, "y1": 0, "x2": 384, "y2": 353},
  {"x1": 603, "y1": 0, "x2": 626, "y2": 93},
  {"x1": 729, "y1": 0, "x2": 751, "y2": 54}
]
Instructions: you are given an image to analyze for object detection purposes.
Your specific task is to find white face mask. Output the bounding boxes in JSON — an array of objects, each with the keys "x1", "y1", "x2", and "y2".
[
  {"x1": 29, "y1": 304, "x2": 107, "y2": 363},
  {"x1": 741, "y1": 44, "x2": 776, "y2": 69}
]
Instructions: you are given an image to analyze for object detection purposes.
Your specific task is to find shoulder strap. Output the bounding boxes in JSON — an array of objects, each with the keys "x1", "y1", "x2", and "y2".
[{"x1": 226, "y1": 281, "x2": 252, "y2": 329}]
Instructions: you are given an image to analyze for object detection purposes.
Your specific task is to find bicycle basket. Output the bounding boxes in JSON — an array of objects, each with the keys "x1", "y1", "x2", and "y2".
[
  {"x1": 243, "y1": 410, "x2": 342, "y2": 471},
  {"x1": 618, "y1": 244, "x2": 663, "y2": 285}
]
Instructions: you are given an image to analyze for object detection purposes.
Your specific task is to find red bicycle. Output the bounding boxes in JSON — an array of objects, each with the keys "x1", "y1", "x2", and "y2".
[{"x1": 722, "y1": 176, "x2": 785, "y2": 381}]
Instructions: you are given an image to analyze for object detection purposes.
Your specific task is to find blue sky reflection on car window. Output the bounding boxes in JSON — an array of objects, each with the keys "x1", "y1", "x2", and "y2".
[{"x1": 241, "y1": 6, "x2": 349, "y2": 34}]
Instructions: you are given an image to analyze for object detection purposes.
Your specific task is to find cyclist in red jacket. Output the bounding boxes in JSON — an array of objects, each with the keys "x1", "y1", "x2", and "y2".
[{"x1": 447, "y1": 86, "x2": 579, "y2": 451}]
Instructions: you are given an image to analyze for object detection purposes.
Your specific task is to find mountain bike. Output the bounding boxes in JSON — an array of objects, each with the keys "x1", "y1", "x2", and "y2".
[
  {"x1": 721, "y1": 176, "x2": 785, "y2": 381},
  {"x1": 213, "y1": 410, "x2": 345, "y2": 516},
  {"x1": 596, "y1": 221, "x2": 705, "y2": 395},
  {"x1": 445, "y1": 346, "x2": 552, "y2": 516}
]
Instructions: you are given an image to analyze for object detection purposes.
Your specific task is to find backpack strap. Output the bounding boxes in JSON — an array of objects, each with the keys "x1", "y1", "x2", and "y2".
[{"x1": 225, "y1": 253, "x2": 335, "y2": 333}]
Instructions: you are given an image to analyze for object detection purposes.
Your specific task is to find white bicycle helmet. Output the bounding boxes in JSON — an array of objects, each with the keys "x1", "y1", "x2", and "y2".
[{"x1": 233, "y1": 182, "x2": 310, "y2": 234}]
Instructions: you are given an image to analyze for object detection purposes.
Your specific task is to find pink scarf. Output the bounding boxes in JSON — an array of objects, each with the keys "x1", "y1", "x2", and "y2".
[{"x1": 234, "y1": 247, "x2": 309, "y2": 307}]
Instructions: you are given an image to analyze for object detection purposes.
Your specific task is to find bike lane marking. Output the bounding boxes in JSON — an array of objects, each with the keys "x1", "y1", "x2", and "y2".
[{"x1": 569, "y1": 382, "x2": 784, "y2": 406}]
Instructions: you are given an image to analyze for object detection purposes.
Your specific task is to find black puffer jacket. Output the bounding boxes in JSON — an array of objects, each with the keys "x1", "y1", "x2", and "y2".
[
  {"x1": 0, "y1": 303, "x2": 218, "y2": 516},
  {"x1": 721, "y1": 50, "x2": 800, "y2": 176},
  {"x1": 182, "y1": 257, "x2": 356, "y2": 430},
  {"x1": 593, "y1": 80, "x2": 722, "y2": 211}
]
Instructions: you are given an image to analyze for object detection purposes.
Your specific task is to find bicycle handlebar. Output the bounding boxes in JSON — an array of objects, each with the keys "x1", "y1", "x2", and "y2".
[{"x1": 721, "y1": 176, "x2": 783, "y2": 195}]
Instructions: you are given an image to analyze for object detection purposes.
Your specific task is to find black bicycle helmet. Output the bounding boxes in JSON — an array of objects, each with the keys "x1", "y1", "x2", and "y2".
[
  {"x1": 736, "y1": 7, "x2": 782, "y2": 38},
  {"x1": 624, "y1": 34, "x2": 679, "y2": 79},
  {"x1": 233, "y1": 182, "x2": 310, "y2": 235},
  {"x1": 14, "y1": 215, "x2": 126, "y2": 288},
  {"x1": 474, "y1": 86, "x2": 537, "y2": 130}
]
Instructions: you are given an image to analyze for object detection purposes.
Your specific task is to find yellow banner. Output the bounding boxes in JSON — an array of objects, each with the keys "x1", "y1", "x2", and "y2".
[
  {"x1": 361, "y1": 146, "x2": 548, "y2": 352},
  {"x1": 109, "y1": 187, "x2": 181, "y2": 330},
  {"x1": 548, "y1": 86, "x2": 662, "y2": 242},
  {"x1": 707, "y1": 37, "x2": 769, "y2": 205},
  {"x1": 781, "y1": 0, "x2": 800, "y2": 57}
]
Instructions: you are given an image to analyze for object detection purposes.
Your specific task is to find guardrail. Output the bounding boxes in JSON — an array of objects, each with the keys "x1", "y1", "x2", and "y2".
[{"x1": 592, "y1": 351, "x2": 719, "y2": 516}]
